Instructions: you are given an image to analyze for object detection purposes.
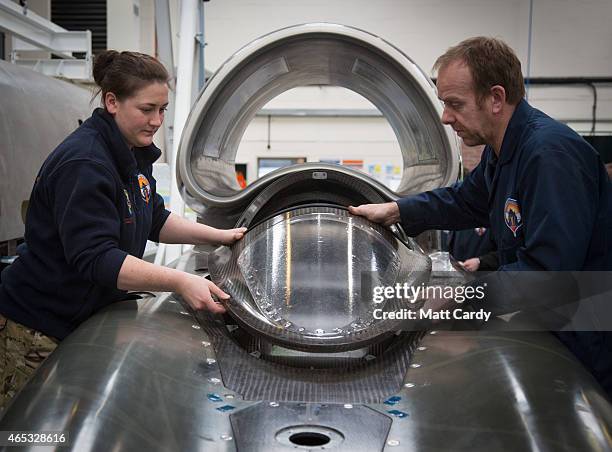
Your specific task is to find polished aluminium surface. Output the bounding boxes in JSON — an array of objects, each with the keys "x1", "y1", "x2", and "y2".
[
  {"x1": 176, "y1": 23, "x2": 461, "y2": 213},
  {"x1": 231, "y1": 403, "x2": 392, "y2": 451},
  {"x1": 386, "y1": 327, "x2": 612, "y2": 451},
  {"x1": 0, "y1": 59, "x2": 91, "y2": 242},
  {"x1": 210, "y1": 206, "x2": 430, "y2": 352},
  {"x1": 0, "y1": 255, "x2": 240, "y2": 451},
  {"x1": 1, "y1": 250, "x2": 610, "y2": 451},
  {"x1": 233, "y1": 165, "x2": 390, "y2": 229}
]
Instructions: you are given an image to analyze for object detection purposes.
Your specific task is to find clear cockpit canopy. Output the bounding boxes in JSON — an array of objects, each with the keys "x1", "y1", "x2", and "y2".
[{"x1": 209, "y1": 206, "x2": 431, "y2": 352}]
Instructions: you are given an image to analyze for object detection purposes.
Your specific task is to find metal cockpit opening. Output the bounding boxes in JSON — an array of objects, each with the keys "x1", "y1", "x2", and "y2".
[{"x1": 174, "y1": 24, "x2": 460, "y2": 360}]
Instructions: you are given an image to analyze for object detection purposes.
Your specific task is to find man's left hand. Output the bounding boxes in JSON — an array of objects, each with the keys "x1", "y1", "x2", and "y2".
[
  {"x1": 348, "y1": 202, "x2": 400, "y2": 226},
  {"x1": 460, "y1": 257, "x2": 481, "y2": 272}
]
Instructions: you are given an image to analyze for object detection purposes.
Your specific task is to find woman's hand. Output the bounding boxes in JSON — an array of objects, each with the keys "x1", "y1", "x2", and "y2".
[
  {"x1": 158, "y1": 214, "x2": 247, "y2": 246},
  {"x1": 118, "y1": 255, "x2": 230, "y2": 314},
  {"x1": 177, "y1": 273, "x2": 229, "y2": 314},
  {"x1": 213, "y1": 227, "x2": 247, "y2": 245}
]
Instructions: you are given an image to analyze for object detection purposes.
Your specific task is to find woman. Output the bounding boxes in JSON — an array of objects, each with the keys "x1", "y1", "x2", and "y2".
[{"x1": 0, "y1": 50, "x2": 244, "y2": 411}]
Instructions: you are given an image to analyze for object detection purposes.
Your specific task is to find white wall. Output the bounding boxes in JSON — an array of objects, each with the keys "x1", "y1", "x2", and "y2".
[
  {"x1": 203, "y1": 0, "x2": 611, "y2": 78},
  {"x1": 106, "y1": 0, "x2": 169, "y2": 155},
  {"x1": 196, "y1": 0, "x2": 612, "y2": 184},
  {"x1": 237, "y1": 89, "x2": 403, "y2": 188},
  {"x1": 102, "y1": 1, "x2": 612, "y2": 184},
  {"x1": 139, "y1": 0, "x2": 156, "y2": 56},
  {"x1": 107, "y1": 0, "x2": 142, "y2": 51}
]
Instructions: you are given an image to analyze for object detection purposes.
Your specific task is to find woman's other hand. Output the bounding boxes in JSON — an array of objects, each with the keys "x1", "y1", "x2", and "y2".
[
  {"x1": 178, "y1": 273, "x2": 229, "y2": 314},
  {"x1": 213, "y1": 227, "x2": 247, "y2": 245}
]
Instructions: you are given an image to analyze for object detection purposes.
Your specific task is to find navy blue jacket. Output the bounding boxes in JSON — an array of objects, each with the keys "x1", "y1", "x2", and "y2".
[
  {"x1": 398, "y1": 99, "x2": 612, "y2": 272},
  {"x1": 448, "y1": 228, "x2": 496, "y2": 262},
  {"x1": 0, "y1": 108, "x2": 170, "y2": 339},
  {"x1": 398, "y1": 100, "x2": 612, "y2": 397}
]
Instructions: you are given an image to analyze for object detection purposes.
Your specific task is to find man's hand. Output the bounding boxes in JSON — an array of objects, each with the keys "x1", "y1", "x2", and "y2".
[
  {"x1": 213, "y1": 227, "x2": 247, "y2": 245},
  {"x1": 460, "y1": 257, "x2": 480, "y2": 272},
  {"x1": 348, "y1": 202, "x2": 400, "y2": 226},
  {"x1": 177, "y1": 273, "x2": 229, "y2": 314}
]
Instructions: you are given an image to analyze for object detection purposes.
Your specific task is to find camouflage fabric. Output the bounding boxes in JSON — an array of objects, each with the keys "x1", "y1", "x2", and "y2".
[{"x1": 0, "y1": 314, "x2": 58, "y2": 413}]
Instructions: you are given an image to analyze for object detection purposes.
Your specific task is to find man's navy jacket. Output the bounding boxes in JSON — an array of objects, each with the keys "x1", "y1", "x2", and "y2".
[
  {"x1": 447, "y1": 227, "x2": 496, "y2": 263},
  {"x1": 398, "y1": 99, "x2": 612, "y2": 272},
  {"x1": 397, "y1": 99, "x2": 612, "y2": 397},
  {"x1": 0, "y1": 108, "x2": 170, "y2": 339}
]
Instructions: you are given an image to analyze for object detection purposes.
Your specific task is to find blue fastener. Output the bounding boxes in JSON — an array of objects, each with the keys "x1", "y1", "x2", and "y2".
[
  {"x1": 216, "y1": 405, "x2": 235, "y2": 412},
  {"x1": 207, "y1": 393, "x2": 223, "y2": 402},
  {"x1": 384, "y1": 396, "x2": 402, "y2": 405}
]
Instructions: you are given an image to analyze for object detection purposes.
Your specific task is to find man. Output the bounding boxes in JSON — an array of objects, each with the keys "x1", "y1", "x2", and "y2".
[
  {"x1": 349, "y1": 37, "x2": 612, "y2": 397},
  {"x1": 447, "y1": 227, "x2": 498, "y2": 272}
]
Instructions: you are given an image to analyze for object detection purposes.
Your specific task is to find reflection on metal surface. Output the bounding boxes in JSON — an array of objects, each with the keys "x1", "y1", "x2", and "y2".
[
  {"x1": 210, "y1": 206, "x2": 430, "y2": 352},
  {"x1": 233, "y1": 166, "x2": 390, "y2": 231},
  {"x1": 236, "y1": 212, "x2": 401, "y2": 333},
  {"x1": 177, "y1": 23, "x2": 460, "y2": 212},
  {"x1": 391, "y1": 328, "x2": 612, "y2": 451},
  {"x1": 0, "y1": 292, "x2": 236, "y2": 451},
  {"x1": 1, "y1": 272, "x2": 611, "y2": 451},
  {"x1": 429, "y1": 251, "x2": 456, "y2": 272},
  {"x1": 0, "y1": 60, "x2": 91, "y2": 243},
  {"x1": 232, "y1": 403, "x2": 389, "y2": 451}
]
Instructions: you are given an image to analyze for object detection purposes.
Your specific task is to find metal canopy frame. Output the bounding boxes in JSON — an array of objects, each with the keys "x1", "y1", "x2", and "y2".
[
  {"x1": 157, "y1": 0, "x2": 204, "y2": 265},
  {"x1": 0, "y1": 0, "x2": 91, "y2": 80}
]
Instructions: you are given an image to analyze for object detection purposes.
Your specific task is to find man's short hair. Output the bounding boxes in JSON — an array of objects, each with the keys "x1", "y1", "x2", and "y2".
[{"x1": 434, "y1": 37, "x2": 525, "y2": 105}]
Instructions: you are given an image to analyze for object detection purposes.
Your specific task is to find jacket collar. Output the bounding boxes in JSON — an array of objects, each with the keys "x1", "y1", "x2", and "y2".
[
  {"x1": 498, "y1": 99, "x2": 533, "y2": 166},
  {"x1": 88, "y1": 108, "x2": 162, "y2": 180}
]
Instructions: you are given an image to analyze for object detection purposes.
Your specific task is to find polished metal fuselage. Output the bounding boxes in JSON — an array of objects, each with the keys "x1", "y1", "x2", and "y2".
[{"x1": 1, "y1": 251, "x2": 610, "y2": 451}]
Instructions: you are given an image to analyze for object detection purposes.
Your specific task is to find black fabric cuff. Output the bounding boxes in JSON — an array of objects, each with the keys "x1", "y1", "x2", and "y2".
[{"x1": 95, "y1": 248, "x2": 128, "y2": 288}]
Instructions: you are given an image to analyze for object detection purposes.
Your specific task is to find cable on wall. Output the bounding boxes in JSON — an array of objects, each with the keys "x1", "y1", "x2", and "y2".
[
  {"x1": 588, "y1": 83, "x2": 597, "y2": 135},
  {"x1": 525, "y1": 0, "x2": 534, "y2": 101},
  {"x1": 267, "y1": 114, "x2": 272, "y2": 149}
]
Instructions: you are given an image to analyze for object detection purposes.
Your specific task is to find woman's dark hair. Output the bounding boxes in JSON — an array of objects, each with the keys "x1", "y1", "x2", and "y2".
[{"x1": 93, "y1": 50, "x2": 169, "y2": 103}]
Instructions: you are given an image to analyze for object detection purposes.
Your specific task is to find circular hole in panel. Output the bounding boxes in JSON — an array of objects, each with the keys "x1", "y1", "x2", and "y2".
[
  {"x1": 276, "y1": 425, "x2": 344, "y2": 449},
  {"x1": 289, "y1": 432, "x2": 330, "y2": 447}
]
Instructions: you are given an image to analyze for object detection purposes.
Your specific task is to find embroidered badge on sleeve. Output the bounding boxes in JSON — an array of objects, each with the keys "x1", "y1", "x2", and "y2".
[
  {"x1": 137, "y1": 174, "x2": 151, "y2": 204},
  {"x1": 124, "y1": 189, "x2": 133, "y2": 215},
  {"x1": 504, "y1": 198, "x2": 522, "y2": 237}
]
